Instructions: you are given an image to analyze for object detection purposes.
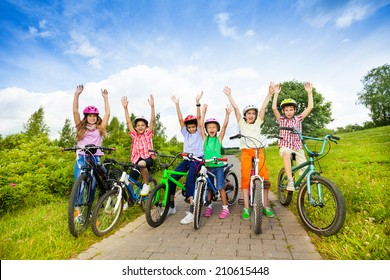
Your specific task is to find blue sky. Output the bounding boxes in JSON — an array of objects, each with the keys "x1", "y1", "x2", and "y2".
[{"x1": 1, "y1": 0, "x2": 390, "y2": 144}]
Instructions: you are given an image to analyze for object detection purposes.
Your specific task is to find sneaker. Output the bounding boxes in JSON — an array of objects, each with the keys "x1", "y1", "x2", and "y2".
[
  {"x1": 123, "y1": 202, "x2": 129, "y2": 211},
  {"x1": 167, "y1": 206, "x2": 177, "y2": 215},
  {"x1": 242, "y1": 208, "x2": 250, "y2": 220},
  {"x1": 180, "y1": 212, "x2": 194, "y2": 224},
  {"x1": 286, "y1": 178, "x2": 295, "y2": 191},
  {"x1": 140, "y1": 184, "x2": 150, "y2": 196},
  {"x1": 263, "y1": 207, "x2": 275, "y2": 218},
  {"x1": 204, "y1": 207, "x2": 213, "y2": 217},
  {"x1": 219, "y1": 208, "x2": 230, "y2": 219}
]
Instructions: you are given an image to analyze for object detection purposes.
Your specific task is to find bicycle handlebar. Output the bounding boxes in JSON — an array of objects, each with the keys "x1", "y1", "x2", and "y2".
[
  {"x1": 61, "y1": 145, "x2": 116, "y2": 153},
  {"x1": 279, "y1": 126, "x2": 341, "y2": 141},
  {"x1": 181, "y1": 152, "x2": 228, "y2": 164},
  {"x1": 148, "y1": 149, "x2": 182, "y2": 168}
]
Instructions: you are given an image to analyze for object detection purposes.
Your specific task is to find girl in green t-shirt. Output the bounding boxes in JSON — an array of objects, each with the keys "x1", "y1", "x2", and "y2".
[{"x1": 200, "y1": 104, "x2": 233, "y2": 219}]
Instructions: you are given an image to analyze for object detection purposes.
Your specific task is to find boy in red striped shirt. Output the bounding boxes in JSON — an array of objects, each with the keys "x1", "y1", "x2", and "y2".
[{"x1": 272, "y1": 82, "x2": 313, "y2": 191}]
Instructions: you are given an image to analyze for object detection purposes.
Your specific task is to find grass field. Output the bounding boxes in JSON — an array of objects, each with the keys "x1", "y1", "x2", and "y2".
[{"x1": 0, "y1": 126, "x2": 389, "y2": 259}]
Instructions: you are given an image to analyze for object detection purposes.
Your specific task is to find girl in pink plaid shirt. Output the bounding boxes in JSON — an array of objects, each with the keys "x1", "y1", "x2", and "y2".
[
  {"x1": 272, "y1": 82, "x2": 313, "y2": 191},
  {"x1": 121, "y1": 94, "x2": 155, "y2": 196}
]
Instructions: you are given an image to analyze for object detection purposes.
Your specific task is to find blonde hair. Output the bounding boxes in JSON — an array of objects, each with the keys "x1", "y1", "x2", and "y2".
[{"x1": 76, "y1": 115, "x2": 107, "y2": 141}]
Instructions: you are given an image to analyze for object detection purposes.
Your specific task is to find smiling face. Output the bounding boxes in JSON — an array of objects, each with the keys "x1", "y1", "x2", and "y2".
[
  {"x1": 244, "y1": 109, "x2": 257, "y2": 124},
  {"x1": 86, "y1": 114, "x2": 98, "y2": 124},
  {"x1": 186, "y1": 123, "x2": 197, "y2": 134},
  {"x1": 205, "y1": 123, "x2": 219, "y2": 137},
  {"x1": 282, "y1": 105, "x2": 296, "y2": 119},
  {"x1": 135, "y1": 120, "x2": 147, "y2": 134}
]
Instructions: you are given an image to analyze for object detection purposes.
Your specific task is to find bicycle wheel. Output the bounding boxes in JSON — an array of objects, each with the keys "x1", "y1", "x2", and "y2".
[
  {"x1": 277, "y1": 168, "x2": 293, "y2": 206},
  {"x1": 68, "y1": 174, "x2": 92, "y2": 237},
  {"x1": 91, "y1": 188, "x2": 123, "y2": 237},
  {"x1": 253, "y1": 178, "x2": 263, "y2": 234},
  {"x1": 139, "y1": 177, "x2": 158, "y2": 212},
  {"x1": 297, "y1": 175, "x2": 346, "y2": 236},
  {"x1": 145, "y1": 183, "x2": 169, "y2": 227},
  {"x1": 225, "y1": 170, "x2": 239, "y2": 206},
  {"x1": 194, "y1": 180, "x2": 206, "y2": 230}
]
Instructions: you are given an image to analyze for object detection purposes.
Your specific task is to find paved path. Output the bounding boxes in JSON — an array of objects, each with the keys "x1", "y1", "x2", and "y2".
[{"x1": 76, "y1": 155, "x2": 321, "y2": 260}]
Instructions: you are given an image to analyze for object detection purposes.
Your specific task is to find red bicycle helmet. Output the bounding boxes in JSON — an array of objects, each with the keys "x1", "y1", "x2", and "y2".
[
  {"x1": 184, "y1": 115, "x2": 197, "y2": 125},
  {"x1": 204, "y1": 117, "x2": 220, "y2": 132},
  {"x1": 83, "y1": 106, "x2": 99, "y2": 115},
  {"x1": 134, "y1": 115, "x2": 148, "y2": 126}
]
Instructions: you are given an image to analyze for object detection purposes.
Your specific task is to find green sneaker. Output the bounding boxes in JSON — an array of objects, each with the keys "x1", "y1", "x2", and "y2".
[
  {"x1": 242, "y1": 208, "x2": 250, "y2": 220},
  {"x1": 263, "y1": 207, "x2": 275, "y2": 218}
]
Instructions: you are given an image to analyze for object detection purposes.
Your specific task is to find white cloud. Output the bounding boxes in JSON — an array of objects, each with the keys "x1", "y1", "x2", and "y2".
[
  {"x1": 65, "y1": 32, "x2": 102, "y2": 69},
  {"x1": 214, "y1": 13, "x2": 238, "y2": 39}
]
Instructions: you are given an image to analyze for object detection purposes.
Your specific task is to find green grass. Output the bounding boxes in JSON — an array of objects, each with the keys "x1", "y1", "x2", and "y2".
[
  {"x1": 1, "y1": 126, "x2": 389, "y2": 259},
  {"x1": 0, "y1": 198, "x2": 144, "y2": 259},
  {"x1": 265, "y1": 125, "x2": 390, "y2": 259}
]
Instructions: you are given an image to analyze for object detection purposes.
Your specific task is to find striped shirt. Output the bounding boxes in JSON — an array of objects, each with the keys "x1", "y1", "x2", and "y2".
[
  {"x1": 130, "y1": 129, "x2": 155, "y2": 163},
  {"x1": 278, "y1": 115, "x2": 303, "y2": 150}
]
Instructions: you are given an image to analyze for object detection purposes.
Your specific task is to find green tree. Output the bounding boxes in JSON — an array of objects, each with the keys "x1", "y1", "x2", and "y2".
[
  {"x1": 58, "y1": 118, "x2": 76, "y2": 147},
  {"x1": 22, "y1": 106, "x2": 50, "y2": 137},
  {"x1": 262, "y1": 80, "x2": 333, "y2": 136},
  {"x1": 357, "y1": 63, "x2": 390, "y2": 126}
]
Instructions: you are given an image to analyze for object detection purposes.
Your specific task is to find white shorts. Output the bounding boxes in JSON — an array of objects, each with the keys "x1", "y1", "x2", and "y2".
[{"x1": 279, "y1": 147, "x2": 307, "y2": 175}]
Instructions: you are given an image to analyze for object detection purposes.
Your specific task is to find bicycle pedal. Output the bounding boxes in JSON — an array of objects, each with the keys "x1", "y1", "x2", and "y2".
[{"x1": 238, "y1": 198, "x2": 244, "y2": 205}]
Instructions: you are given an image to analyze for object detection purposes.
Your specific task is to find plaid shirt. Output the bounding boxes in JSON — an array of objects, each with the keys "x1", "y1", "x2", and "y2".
[
  {"x1": 130, "y1": 129, "x2": 155, "y2": 163},
  {"x1": 278, "y1": 115, "x2": 303, "y2": 150}
]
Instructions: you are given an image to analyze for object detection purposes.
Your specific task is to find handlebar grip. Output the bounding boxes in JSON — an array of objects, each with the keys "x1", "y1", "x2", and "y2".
[
  {"x1": 331, "y1": 135, "x2": 340, "y2": 140},
  {"x1": 61, "y1": 147, "x2": 77, "y2": 152},
  {"x1": 229, "y1": 134, "x2": 241, "y2": 140}
]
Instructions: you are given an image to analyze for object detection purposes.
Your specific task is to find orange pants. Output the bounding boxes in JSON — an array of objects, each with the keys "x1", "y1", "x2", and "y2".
[{"x1": 241, "y1": 148, "x2": 270, "y2": 190}]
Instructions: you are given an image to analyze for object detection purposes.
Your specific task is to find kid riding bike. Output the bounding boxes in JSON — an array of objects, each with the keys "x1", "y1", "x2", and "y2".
[
  {"x1": 185, "y1": 153, "x2": 238, "y2": 229},
  {"x1": 91, "y1": 160, "x2": 157, "y2": 236},
  {"x1": 62, "y1": 144, "x2": 119, "y2": 237},
  {"x1": 230, "y1": 133, "x2": 280, "y2": 234},
  {"x1": 277, "y1": 127, "x2": 346, "y2": 236}
]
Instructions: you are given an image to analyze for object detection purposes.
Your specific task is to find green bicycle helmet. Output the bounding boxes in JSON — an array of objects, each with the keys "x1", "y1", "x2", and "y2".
[{"x1": 280, "y1": 98, "x2": 297, "y2": 109}]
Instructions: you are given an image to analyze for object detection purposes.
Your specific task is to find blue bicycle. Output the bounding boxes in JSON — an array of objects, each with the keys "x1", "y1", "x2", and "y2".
[
  {"x1": 184, "y1": 153, "x2": 238, "y2": 229},
  {"x1": 91, "y1": 160, "x2": 157, "y2": 236}
]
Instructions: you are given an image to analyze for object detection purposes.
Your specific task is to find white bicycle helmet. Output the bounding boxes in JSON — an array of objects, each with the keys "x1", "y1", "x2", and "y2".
[{"x1": 242, "y1": 105, "x2": 258, "y2": 116}]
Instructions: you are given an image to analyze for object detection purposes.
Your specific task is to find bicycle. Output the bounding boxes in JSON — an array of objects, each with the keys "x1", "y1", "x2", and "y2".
[
  {"x1": 277, "y1": 127, "x2": 346, "y2": 236},
  {"x1": 62, "y1": 144, "x2": 119, "y2": 237},
  {"x1": 186, "y1": 153, "x2": 238, "y2": 229},
  {"x1": 91, "y1": 160, "x2": 157, "y2": 236},
  {"x1": 229, "y1": 133, "x2": 278, "y2": 234},
  {"x1": 145, "y1": 150, "x2": 190, "y2": 227}
]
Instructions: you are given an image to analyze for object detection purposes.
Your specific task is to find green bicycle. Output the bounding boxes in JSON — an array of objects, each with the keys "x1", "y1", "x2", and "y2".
[
  {"x1": 277, "y1": 127, "x2": 346, "y2": 236},
  {"x1": 145, "y1": 150, "x2": 189, "y2": 227}
]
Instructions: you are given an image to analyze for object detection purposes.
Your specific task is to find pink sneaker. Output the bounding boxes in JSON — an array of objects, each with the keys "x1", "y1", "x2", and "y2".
[
  {"x1": 219, "y1": 209, "x2": 230, "y2": 219},
  {"x1": 204, "y1": 207, "x2": 213, "y2": 217}
]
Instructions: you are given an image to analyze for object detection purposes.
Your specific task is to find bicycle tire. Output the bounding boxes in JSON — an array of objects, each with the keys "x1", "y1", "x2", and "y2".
[
  {"x1": 277, "y1": 168, "x2": 293, "y2": 206},
  {"x1": 297, "y1": 175, "x2": 346, "y2": 236},
  {"x1": 68, "y1": 174, "x2": 92, "y2": 237},
  {"x1": 194, "y1": 180, "x2": 206, "y2": 230},
  {"x1": 139, "y1": 177, "x2": 158, "y2": 212},
  {"x1": 91, "y1": 188, "x2": 123, "y2": 237},
  {"x1": 225, "y1": 170, "x2": 239, "y2": 206},
  {"x1": 145, "y1": 183, "x2": 169, "y2": 227},
  {"x1": 253, "y1": 178, "x2": 263, "y2": 234}
]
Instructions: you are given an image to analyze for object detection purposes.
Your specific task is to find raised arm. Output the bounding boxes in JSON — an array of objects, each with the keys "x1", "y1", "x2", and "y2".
[
  {"x1": 148, "y1": 94, "x2": 155, "y2": 131},
  {"x1": 199, "y1": 104, "x2": 207, "y2": 140},
  {"x1": 171, "y1": 96, "x2": 184, "y2": 128},
  {"x1": 223, "y1": 86, "x2": 241, "y2": 123},
  {"x1": 196, "y1": 91, "x2": 203, "y2": 125},
  {"x1": 72, "y1": 84, "x2": 83, "y2": 126},
  {"x1": 219, "y1": 105, "x2": 233, "y2": 142},
  {"x1": 100, "y1": 89, "x2": 110, "y2": 129},
  {"x1": 300, "y1": 82, "x2": 314, "y2": 119},
  {"x1": 258, "y1": 82, "x2": 274, "y2": 122},
  {"x1": 121, "y1": 96, "x2": 134, "y2": 133},
  {"x1": 272, "y1": 83, "x2": 282, "y2": 121}
]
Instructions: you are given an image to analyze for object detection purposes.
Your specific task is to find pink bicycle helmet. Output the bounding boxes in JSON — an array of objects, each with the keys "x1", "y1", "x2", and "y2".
[
  {"x1": 184, "y1": 115, "x2": 197, "y2": 125},
  {"x1": 83, "y1": 105, "x2": 99, "y2": 115},
  {"x1": 134, "y1": 115, "x2": 148, "y2": 126},
  {"x1": 204, "y1": 118, "x2": 220, "y2": 132}
]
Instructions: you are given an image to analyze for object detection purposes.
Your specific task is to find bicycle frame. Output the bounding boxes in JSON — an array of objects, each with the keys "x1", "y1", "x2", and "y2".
[
  {"x1": 157, "y1": 169, "x2": 188, "y2": 207},
  {"x1": 249, "y1": 149, "x2": 265, "y2": 207}
]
